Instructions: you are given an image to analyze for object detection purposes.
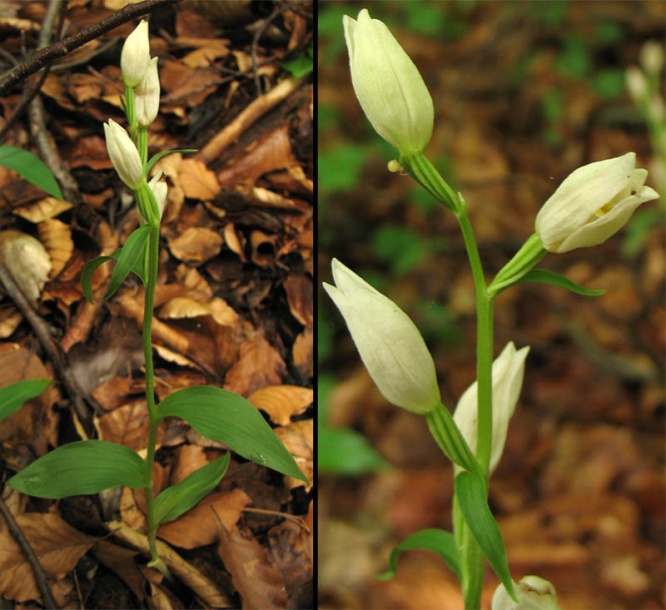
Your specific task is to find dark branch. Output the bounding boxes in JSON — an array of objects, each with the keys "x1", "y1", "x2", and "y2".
[{"x1": 0, "y1": 0, "x2": 181, "y2": 97}]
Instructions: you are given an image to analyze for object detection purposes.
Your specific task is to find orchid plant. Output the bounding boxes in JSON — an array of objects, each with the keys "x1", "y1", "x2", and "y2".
[
  {"x1": 6, "y1": 20, "x2": 307, "y2": 578},
  {"x1": 324, "y1": 9, "x2": 659, "y2": 609}
]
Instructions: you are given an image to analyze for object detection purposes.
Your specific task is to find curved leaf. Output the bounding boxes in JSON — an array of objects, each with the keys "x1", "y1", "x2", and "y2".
[
  {"x1": 146, "y1": 148, "x2": 198, "y2": 174},
  {"x1": 7, "y1": 440, "x2": 147, "y2": 499},
  {"x1": 157, "y1": 385, "x2": 307, "y2": 482},
  {"x1": 377, "y1": 528, "x2": 460, "y2": 581},
  {"x1": 0, "y1": 146, "x2": 63, "y2": 199},
  {"x1": 0, "y1": 379, "x2": 51, "y2": 421},
  {"x1": 81, "y1": 254, "x2": 114, "y2": 303},
  {"x1": 154, "y1": 453, "x2": 230, "y2": 526},
  {"x1": 517, "y1": 269, "x2": 605, "y2": 296},
  {"x1": 103, "y1": 225, "x2": 151, "y2": 300},
  {"x1": 455, "y1": 471, "x2": 518, "y2": 602}
]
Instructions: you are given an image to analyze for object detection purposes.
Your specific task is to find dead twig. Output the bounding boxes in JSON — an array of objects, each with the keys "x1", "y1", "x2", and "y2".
[
  {"x1": 196, "y1": 75, "x2": 307, "y2": 166},
  {"x1": 0, "y1": 495, "x2": 58, "y2": 609},
  {"x1": 0, "y1": 0, "x2": 182, "y2": 97}
]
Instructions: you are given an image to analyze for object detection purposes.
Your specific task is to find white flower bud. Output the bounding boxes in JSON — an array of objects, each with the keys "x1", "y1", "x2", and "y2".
[
  {"x1": 639, "y1": 40, "x2": 664, "y2": 76},
  {"x1": 323, "y1": 259, "x2": 440, "y2": 414},
  {"x1": 104, "y1": 119, "x2": 144, "y2": 190},
  {"x1": 492, "y1": 575, "x2": 561, "y2": 610},
  {"x1": 148, "y1": 171, "x2": 168, "y2": 219},
  {"x1": 453, "y1": 342, "x2": 529, "y2": 476},
  {"x1": 535, "y1": 152, "x2": 659, "y2": 253},
  {"x1": 135, "y1": 57, "x2": 160, "y2": 127},
  {"x1": 121, "y1": 20, "x2": 150, "y2": 87},
  {"x1": 343, "y1": 9, "x2": 434, "y2": 156}
]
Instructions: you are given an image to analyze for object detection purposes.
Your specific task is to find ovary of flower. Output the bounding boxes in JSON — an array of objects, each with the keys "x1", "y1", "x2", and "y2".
[
  {"x1": 135, "y1": 57, "x2": 160, "y2": 127},
  {"x1": 343, "y1": 9, "x2": 434, "y2": 156},
  {"x1": 121, "y1": 20, "x2": 151, "y2": 87},
  {"x1": 104, "y1": 119, "x2": 144, "y2": 190},
  {"x1": 535, "y1": 152, "x2": 659, "y2": 253},
  {"x1": 323, "y1": 258, "x2": 441, "y2": 415},
  {"x1": 453, "y1": 342, "x2": 529, "y2": 476}
]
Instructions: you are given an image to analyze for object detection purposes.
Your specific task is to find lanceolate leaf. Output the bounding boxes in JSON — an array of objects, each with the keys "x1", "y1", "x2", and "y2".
[
  {"x1": 454, "y1": 471, "x2": 518, "y2": 602},
  {"x1": 102, "y1": 225, "x2": 151, "y2": 300},
  {"x1": 0, "y1": 379, "x2": 51, "y2": 421},
  {"x1": 377, "y1": 528, "x2": 460, "y2": 581},
  {"x1": 81, "y1": 226, "x2": 150, "y2": 303},
  {"x1": 157, "y1": 385, "x2": 307, "y2": 482},
  {"x1": 517, "y1": 269, "x2": 605, "y2": 297},
  {"x1": 153, "y1": 453, "x2": 230, "y2": 526},
  {"x1": 0, "y1": 146, "x2": 63, "y2": 199},
  {"x1": 7, "y1": 440, "x2": 147, "y2": 499},
  {"x1": 425, "y1": 403, "x2": 481, "y2": 475}
]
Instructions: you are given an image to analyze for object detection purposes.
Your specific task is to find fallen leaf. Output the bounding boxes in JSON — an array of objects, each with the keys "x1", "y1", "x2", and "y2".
[{"x1": 248, "y1": 385, "x2": 312, "y2": 426}]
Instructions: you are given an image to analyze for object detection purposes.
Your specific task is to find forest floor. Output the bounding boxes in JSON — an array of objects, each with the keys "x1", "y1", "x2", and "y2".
[
  {"x1": 0, "y1": 1, "x2": 312, "y2": 608},
  {"x1": 319, "y1": 2, "x2": 664, "y2": 609}
]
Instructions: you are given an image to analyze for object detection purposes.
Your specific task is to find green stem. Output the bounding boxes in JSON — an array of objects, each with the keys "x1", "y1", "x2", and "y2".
[
  {"x1": 125, "y1": 84, "x2": 136, "y2": 140},
  {"x1": 455, "y1": 199, "x2": 494, "y2": 610},
  {"x1": 401, "y1": 153, "x2": 461, "y2": 213}
]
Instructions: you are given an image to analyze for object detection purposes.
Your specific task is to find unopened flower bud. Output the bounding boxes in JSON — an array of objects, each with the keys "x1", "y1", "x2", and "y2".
[
  {"x1": 535, "y1": 152, "x2": 659, "y2": 253},
  {"x1": 121, "y1": 20, "x2": 150, "y2": 87},
  {"x1": 343, "y1": 9, "x2": 433, "y2": 156},
  {"x1": 324, "y1": 259, "x2": 440, "y2": 414},
  {"x1": 104, "y1": 119, "x2": 144, "y2": 190},
  {"x1": 453, "y1": 342, "x2": 529, "y2": 476},
  {"x1": 492, "y1": 575, "x2": 561, "y2": 610},
  {"x1": 148, "y1": 171, "x2": 168, "y2": 218},
  {"x1": 136, "y1": 57, "x2": 160, "y2": 127}
]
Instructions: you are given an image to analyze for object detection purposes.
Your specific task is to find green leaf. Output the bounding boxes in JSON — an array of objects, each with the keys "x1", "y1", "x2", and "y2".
[
  {"x1": 7, "y1": 440, "x2": 147, "y2": 499},
  {"x1": 153, "y1": 453, "x2": 230, "y2": 526},
  {"x1": 318, "y1": 426, "x2": 387, "y2": 475},
  {"x1": 455, "y1": 471, "x2": 518, "y2": 602},
  {"x1": 0, "y1": 146, "x2": 63, "y2": 199},
  {"x1": 103, "y1": 225, "x2": 151, "y2": 300},
  {"x1": 146, "y1": 149, "x2": 198, "y2": 174},
  {"x1": 157, "y1": 386, "x2": 308, "y2": 482},
  {"x1": 377, "y1": 528, "x2": 461, "y2": 581},
  {"x1": 283, "y1": 44, "x2": 313, "y2": 77},
  {"x1": 517, "y1": 269, "x2": 605, "y2": 296},
  {"x1": 0, "y1": 379, "x2": 51, "y2": 421},
  {"x1": 81, "y1": 254, "x2": 114, "y2": 303},
  {"x1": 81, "y1": 227, "x2": 150, "y2": 303}
]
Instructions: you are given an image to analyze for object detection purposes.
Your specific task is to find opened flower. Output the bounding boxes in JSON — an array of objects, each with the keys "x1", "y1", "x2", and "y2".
[
  {"x1": 343, "y1": 9, "x2": 434, "y2": 156},
  {"x1": 535, "y1": 152, "x2": 659, "y2": 253},
  {"x1": 453, "y1": 342, "x2": 529, "y2": 476},
  {"x1": 104, "y1": 119, "x2": 144, "y2": 190},
  {"x1": 324, "y1": 258, "x2": 440, "y2": 415}
]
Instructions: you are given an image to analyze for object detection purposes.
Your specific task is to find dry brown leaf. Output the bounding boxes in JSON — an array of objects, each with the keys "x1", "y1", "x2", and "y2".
[
  {"x1": 0, "y1": 512, "x2": 96, "y2": 603},
  {"x1": 157, "y1": 488, "x2": 251, "y2": 549},
  {"x1": 178, "y1": 158, "x2": 221, "y2": 201},
  {"x1": 12, "y1": 196, "x2": 72, "y2": 222},
  {"x1": 181, "y1": 38, "x2": 230, "y2": 67},
  {"x1": 292, "y1": 325, "x2": 313, "y2": 379},
  {"x1": 248, "y1": 385, "x2": 312, "y2": 427},
  {"x1": 92, "y1": 540, "x2": 147, "y2": 602},
  {"x1": 275, "y1": 420, "x2": 313, "y2": 489},
  {"x1": 284, "y1": 273, "x2": 313, "y2": 325},
  {"x1": 223, "y1": 223, "x2": 245, "y2": 259},
  {"x1": 0, "y1": 230, "x2": 51, "y2": 304},
  {"x1": 217, "y1": 522, "x2": 288, "y2": 610},
  {"x1": 38, "y1": 218, "x2": 74, "y2": 278},
  {"x1": 97, "y1": 399, "x2": 152, "y2": 451},
  {"x1": 167, "y1": 227, "x2": 223, "y2": 263},
  {"x1": 225, "y1": 337, "x2": 286, "y2": 396}
]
